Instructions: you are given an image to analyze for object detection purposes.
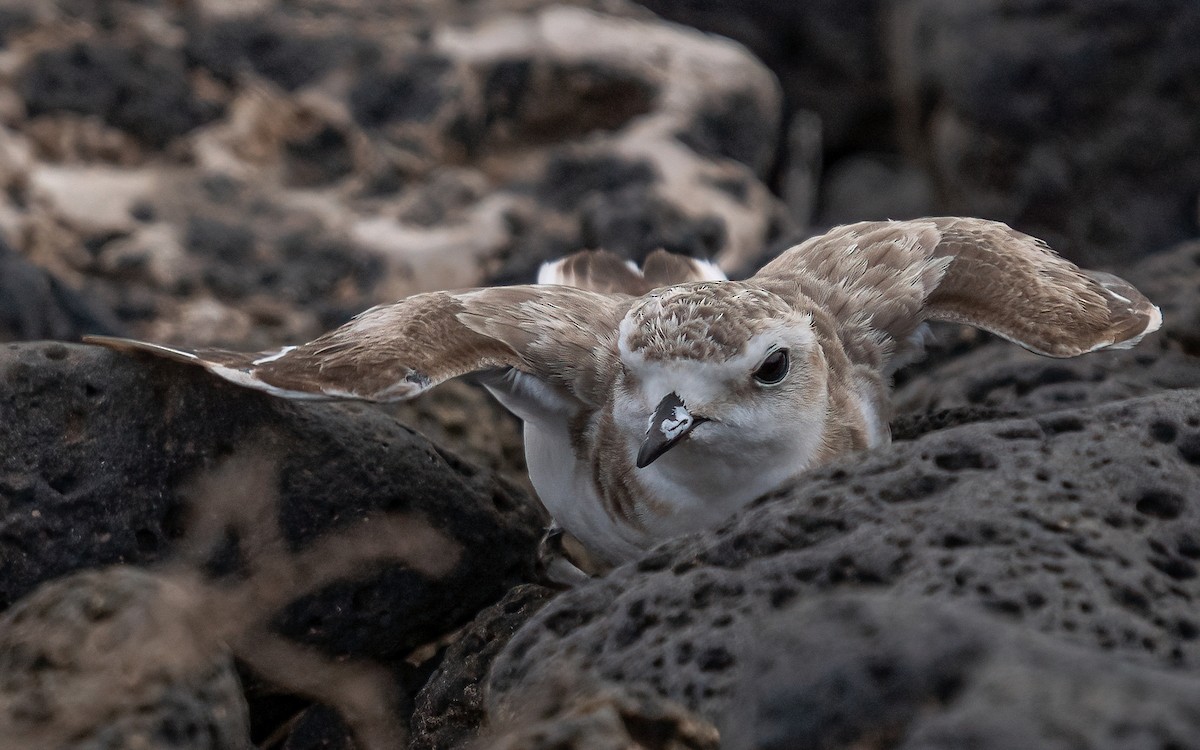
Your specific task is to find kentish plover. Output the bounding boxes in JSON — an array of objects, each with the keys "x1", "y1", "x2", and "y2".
[{"x1": 88, "y1": 218, "x2": 1162, "y2": 569}]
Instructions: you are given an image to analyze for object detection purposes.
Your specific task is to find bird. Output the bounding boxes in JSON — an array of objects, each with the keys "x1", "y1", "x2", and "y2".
[{"x1": 86, "y1": 218, "x2": 1161, "y2": 571}]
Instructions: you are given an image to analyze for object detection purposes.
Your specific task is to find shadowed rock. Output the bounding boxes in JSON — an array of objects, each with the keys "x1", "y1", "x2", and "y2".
[
  {"x1": 0, "y1": 341, "x2": 547, "y2": 660},
  {"x1": 722, "y1": 593, "x2": 1200, "y2": 750}
]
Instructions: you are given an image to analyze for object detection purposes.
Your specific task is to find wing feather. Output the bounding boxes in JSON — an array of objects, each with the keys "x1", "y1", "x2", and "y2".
[
  {"x1": 755, "y1": 217, "x2": 1161, "y2": 359},
  {"x1": 86, "y1": 286, "x2": 630, "y2": 405},
  {"x1": 538, "y1": 249, "x2": 725, "y2": 295}
]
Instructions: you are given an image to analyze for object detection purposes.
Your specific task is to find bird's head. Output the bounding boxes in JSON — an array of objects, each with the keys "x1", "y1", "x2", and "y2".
[{"x1": 615, "y1": 282, "x2": 830, "y2": 476}]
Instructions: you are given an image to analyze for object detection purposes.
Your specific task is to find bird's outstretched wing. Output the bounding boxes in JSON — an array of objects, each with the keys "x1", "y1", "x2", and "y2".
[
  {"x1": 85, "y1": 286, "x2": 631, "y2": 406},
  {"x1": 538, "y1": 249, "x2": 726, "y2": 295},
  {"x1": 755, "y1": 217, "x2": 1161, "y2": 358}
]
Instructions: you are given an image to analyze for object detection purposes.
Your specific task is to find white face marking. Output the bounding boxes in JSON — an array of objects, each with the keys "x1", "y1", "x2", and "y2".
[{"x1": 657, "y1": 406, "x2": 693, "y2": 439}]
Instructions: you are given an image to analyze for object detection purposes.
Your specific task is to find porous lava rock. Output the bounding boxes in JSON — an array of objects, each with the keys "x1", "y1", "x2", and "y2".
[
  {"x1": 488, "y1": 388, "x2": 1200, "y2": 732},
  {"x1": 721, "y1": 592, "x2": 1200, "y2": 750},
  {"x1": 410, "y1": 584, "x2": 557, "y2": 749},
  {"x1": 0, "y1": 341, "x2": 547, "y2": 660}
]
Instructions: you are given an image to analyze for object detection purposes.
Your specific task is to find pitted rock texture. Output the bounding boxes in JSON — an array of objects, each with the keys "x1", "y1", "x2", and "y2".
[
  {"x1": 489, "y1": 388, "x2": 1200, "y2": 728},
  {"x1": 0, "y1": 341, "x2": 547, "y2": 659},
  {"x1": 890, "y1": 0, "x2": 1200, "y2": 266},
  {"x1": 720, "y1": 593, "x2": 1200, "y2": 750},
  {"x1": 892, "y1": 344, "x2": 1200, "y2": 420},
  {"x1": 411, "y1": 583, "x2": 557, "y2": 749},
  {"x1": 0, "y1": 566, "x2": 250, "y2": 750}
]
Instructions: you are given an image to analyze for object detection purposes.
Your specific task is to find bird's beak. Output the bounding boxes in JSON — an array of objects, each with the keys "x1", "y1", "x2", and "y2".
[{"x1": 637, "y1": 392, "x2": 708, "y2": 468}]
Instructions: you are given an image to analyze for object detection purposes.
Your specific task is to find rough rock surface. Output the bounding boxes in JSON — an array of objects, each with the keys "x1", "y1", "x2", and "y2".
[
  {"x1": 0, "y1": 341, "x2": 547, "y2": 659},
  {"x1": 411, "y1": 584, "x2": 557, "y2": 750},
  {"x1": 0, "y1": 566, "x2": 250, "y2": 750},
  {"x1": 721, "y1": 593, "x2": 1200, "y2": 750},
  {"x1": 641, "y1": 0, "x2": 1200, "y2": 264},
  {"x1": 488, "y1": 388, "x2": 1200, "y2": 736},
  {"x1": 890, "y1": 0, "x2": 1200, "y2": 266}
]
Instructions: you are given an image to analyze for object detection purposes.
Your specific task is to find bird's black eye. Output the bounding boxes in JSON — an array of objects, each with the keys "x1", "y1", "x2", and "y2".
[{"x1": 753, "y1": 349, "x2": 789, "y2": 385}]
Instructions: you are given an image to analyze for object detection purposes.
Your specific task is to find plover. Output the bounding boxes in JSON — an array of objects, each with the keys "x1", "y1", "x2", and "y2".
[{"x1": 87, "y1": 218, "x2": 1161, "y2": 569}]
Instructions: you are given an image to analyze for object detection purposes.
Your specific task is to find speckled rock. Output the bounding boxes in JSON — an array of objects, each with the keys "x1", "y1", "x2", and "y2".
[
  {"x1": 721, "y1": 593, "x2": 1200, "y2": 750},
  {"x1": 891, "y1": 0, "x2": 1200, "y2": 266},
  {"x1": 892, "y1": 344, "x2": 1200, "y2": 420},
  {"x1": 488, "y1": 387, "x2": 1200, "y2": 728},
  {"x1": 0, "y1": 566, "x2": 250, "y2": 750},
  {"x1": 0, "y1": 341, "x2": 547, "y2": 659},
  {"x1": 411, "y1": 584, "x2": 557, "y2": 750},
  {"x1": 0, "y1": 0, "x2": 786, "y2": 356}
]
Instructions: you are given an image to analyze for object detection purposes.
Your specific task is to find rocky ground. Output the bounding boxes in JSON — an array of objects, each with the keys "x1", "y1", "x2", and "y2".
[{"x1": 0, "y1": 0, "x2": 1198, "y2": 748}]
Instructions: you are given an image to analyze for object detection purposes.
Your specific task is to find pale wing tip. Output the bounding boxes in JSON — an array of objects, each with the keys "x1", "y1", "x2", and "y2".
[
  {"x1": 1098, "y1": 302, "x2": 1162, "y2": 351},
  {"x1": 1084, "y1": 270, "x2": 1163, "y2": 352},
  {"x1": 85, "y1": 334, "x2": 429, "y2": 403},
  {"x1": 83, "y1": 335, "x2": 200, "y2": 361}
]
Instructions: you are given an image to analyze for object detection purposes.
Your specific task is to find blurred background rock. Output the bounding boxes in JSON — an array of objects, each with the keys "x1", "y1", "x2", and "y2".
[{"x1": 1, "y1": 1, "x2": 1198, "y2": 748}]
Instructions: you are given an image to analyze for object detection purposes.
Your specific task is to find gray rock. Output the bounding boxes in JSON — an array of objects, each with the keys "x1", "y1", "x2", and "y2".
[
  {"x1": 635, "y1": 0, "x2": 893, "y2": 157},
  {"x1": 0, "y1": 341, "x2": 548, "y2": 660},
  {"x1": 817, "y1": 153, "x2": 934, "y2": 226},
  {"x1": 722, "y1": 592, "x2": 1200, "y2": 750},
  {"x1": 1125, "y1": 240, "x2": 1200, "y2": 358},
  {"x1": 893, "y1": 343, "x2": 1200, "y2": 419},
  {"x1": 0, "y1": 237, "x2": 123, "y2": 343},
  {"x1": 410, "y1": 584, "x2": 557, "y2": 750},
  {"x1": 0, "y1": 566, "x2": 249, "y2": 750},
  {"x1": 488, "y1": 388, "x2": 1200, "y2": 728},
  {"x1": 891, "y1": 0, "x2": 1200, "y2": 266}
]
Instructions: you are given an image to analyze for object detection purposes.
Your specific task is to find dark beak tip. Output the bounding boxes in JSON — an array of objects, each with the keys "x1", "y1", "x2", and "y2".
[
  {"x1": 636, "y1": 393, "x2": 709, "y2": 469},
  {"x1": 635, "y1": 443, "x2": 658, "y2": 469}
]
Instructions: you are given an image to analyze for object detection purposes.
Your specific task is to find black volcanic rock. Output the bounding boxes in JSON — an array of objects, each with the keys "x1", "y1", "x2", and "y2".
[
  {"x1": 893, "y1": 344, "x2": 1200, "y2": 420},
  {"x1": 721, "y1": 593, "x2": 1200, "y2": 750},
  {"x1": 891, "y1": 0, "x2": 1200, "y2": 266},
  {"x1": 635, "y1": 0, "x2": 893, "y2": 157},
  {"x1": 488, "y1": 388, "x2": 1200, "y2": 732},
  {"x1": 410, "y1": 584, "x2": 557, "y2": 750},
  {"x1": 19, "y1": 39, "x2": 217, "y2": 147},
  {"x1": 0, "y1": 341, "x2": 548, "y2": 659}
]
